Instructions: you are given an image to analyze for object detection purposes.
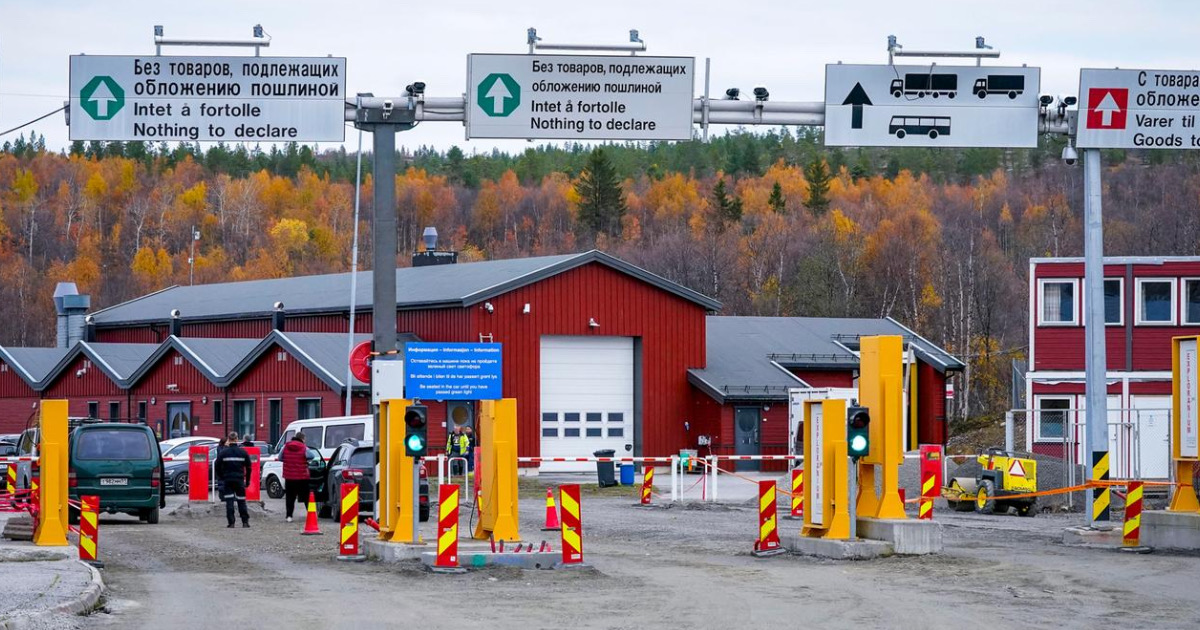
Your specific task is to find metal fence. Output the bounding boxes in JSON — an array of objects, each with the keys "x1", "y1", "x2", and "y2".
[{"x1": 1002, "y1": 407, "x2": 1172, "y2": 509}]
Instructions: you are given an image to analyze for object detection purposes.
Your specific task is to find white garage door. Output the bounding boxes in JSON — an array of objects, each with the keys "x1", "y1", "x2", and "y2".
[{"x1": 540, "y1": 336, "x2": 633, "y2": 472}]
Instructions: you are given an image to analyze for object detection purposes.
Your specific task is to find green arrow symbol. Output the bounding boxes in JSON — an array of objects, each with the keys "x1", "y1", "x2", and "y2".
[
  {"x1": 88, "y1": 81, "x2": 118, "y2": 118},
  {"x1": 486, "y1": 79, "x2": 513, "y2": 115}
]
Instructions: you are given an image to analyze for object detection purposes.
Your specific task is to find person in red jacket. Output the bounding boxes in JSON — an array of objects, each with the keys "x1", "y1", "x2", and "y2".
[{"x1": 280, "y1": 432, "x2": 310, "y2": 522}]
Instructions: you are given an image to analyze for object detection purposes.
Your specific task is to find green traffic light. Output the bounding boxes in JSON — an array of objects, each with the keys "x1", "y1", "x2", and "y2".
[
  {"x1": 849, "y1": 434, "x2": 869, "y2": 455},
  {"x1": 406, "y1": 434, "x2": 426, "y2": 453}
]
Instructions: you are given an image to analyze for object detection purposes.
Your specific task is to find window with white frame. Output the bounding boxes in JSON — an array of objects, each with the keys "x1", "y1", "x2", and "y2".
[
  {"x1": 1036, "y1": 397, "x2": 1071, "y2": 440},
  {"x1": 1185, "y1": 278, "x2": 1200, "y2": 325},
  {"x1": 1136, "y1": 278, "x2": 1176, "y2": 325},
  {"x1": 1038, "y1": 279, "x2": 1077, "y2": 326}
]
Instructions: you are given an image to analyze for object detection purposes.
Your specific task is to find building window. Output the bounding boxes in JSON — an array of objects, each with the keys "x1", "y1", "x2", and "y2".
[
  {"x1": 109, "y1": 402, "x2": 120, "y2": 422},
  {"x1": 1038, "y1": 279, "x2": 1077, "y2": 326},
  {"x1": 564, "y1": 413, "x2": 580, "y2": 423},
  {"x1": 586, "y1": 412, "x2": 602, "y2": 422},
  {"x1": 234, "y1": 400, "x2": 256, "y2": 441},
  {"x1": 297, "y1": 398, "x2": 322, "y2": 420},
  {"x1": 542, "y1": 427, "x2": 558, "y2": 437},
  {"x1": 1036, "y1": 397, "x2": 1071, "y2": 440},
  {"x1": 1104, "y1": 279, "x2": 1123, "y2": 325},
  {"x1": 563, "y1": 428, "x2": 581, "y2": 437},
  {"x1": 1136, "y1": 278, "x2": 1176, "y2": 325},
  {"x1": 87, "y1": 401, "x2": 99, "y2": 418},
  {"x1": 1185, "y1": 279, "x2": 1200, "y2": 325},
  {"x1": 586, "y1": 428, "x2": 603, "y2": 437},
  {"x1": 542, "y1": 413, "x2": 557, "y2": 424},
  {"x1": 137, "y1": 401, "x2": 147, "y2": 423},
  {"x1": 173, "y1": 355, "x2": 184, "y2": 366},
  {"x1": 213, "y1": 400, "x2": 223, "y2": 425},
  {"x1": 608, "y1": 427, "x2": 624, "y2": 437}
]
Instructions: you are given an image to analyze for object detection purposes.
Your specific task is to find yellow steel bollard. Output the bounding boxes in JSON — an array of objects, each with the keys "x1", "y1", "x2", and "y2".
[{"x1": 34, "y1": 400, "x2": 69, "y2": 546}]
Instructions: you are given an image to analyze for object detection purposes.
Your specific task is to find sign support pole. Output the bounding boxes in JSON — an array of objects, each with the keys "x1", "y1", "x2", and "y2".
[{"x1": 1082, "y1": 147, "x2": 1111, "y2": 527}]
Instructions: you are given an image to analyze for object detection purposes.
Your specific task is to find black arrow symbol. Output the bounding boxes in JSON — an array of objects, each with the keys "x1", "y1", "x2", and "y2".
[{"x1": 842, "y1": 82, "x2": 872, "y2": 130}]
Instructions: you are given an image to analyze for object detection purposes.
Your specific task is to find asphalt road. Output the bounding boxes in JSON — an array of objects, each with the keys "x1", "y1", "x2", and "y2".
[{"x1": 84, "y1": 485, "x2": 1200, "y2": 629}]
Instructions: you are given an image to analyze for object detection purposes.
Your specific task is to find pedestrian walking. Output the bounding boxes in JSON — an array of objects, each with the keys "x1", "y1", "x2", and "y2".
[
  {"x1": 280, "y1": 432, "x2": 310, "y2": 523},
  {"x1": 215, "y1": 432, "x2": 252, "y2": 528}
]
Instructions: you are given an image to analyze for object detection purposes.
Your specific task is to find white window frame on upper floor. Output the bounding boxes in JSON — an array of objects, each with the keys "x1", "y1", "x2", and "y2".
[
  {"x1": 1037, "y1": 278, "x2": 1079, "y2": 327},
  {"x1": 1135, "y1": 278, "x2": 1177, "y2": 326},
  {"x1": 1182, "y1": 277, "x2": 1200, "y2": 325}
]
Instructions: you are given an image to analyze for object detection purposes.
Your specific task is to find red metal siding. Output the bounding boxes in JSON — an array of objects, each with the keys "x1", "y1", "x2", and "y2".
[
  {"x1": 42, "y1": 356, "x2": 123, "y2": 399},
  {"x1": 917, "y1": 362, "x2": 947, "y2": 446},
  {"x1": 95, "y1": 328, "x2": 160, "y2": 343},
  {"x1": 129, "y1": 350, "x2": 225, "y2": 438},
  {"x1": 1032, "y1": 260, "x2": 1200, "y2": 371},
  {"x1": 0, "y1": 397, "x2": 40, "y2": 434},
  {"x1": 227, "y1": 343, "x2": 342, "y2": 443},
  {"x1": 467, "y1": 262, "x2": 707, "y2": 461},
  {"x1": 0, "y1": 361, "x2": 38, "y2": 398},
  {"x1": 689, "y1": 389, "x2": 727, "y2": 453},
  {"x1": 792, "y1": 369, "x2": 854, "y2": 388}
]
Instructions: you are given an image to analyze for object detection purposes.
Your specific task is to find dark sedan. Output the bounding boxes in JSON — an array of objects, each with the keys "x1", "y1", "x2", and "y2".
[
  {"x1": 319, "y1": 441, "x2": 428, "y2": 522},
  {"x1": 164, "y1": 442, "x2": 218, "y2": 495}
]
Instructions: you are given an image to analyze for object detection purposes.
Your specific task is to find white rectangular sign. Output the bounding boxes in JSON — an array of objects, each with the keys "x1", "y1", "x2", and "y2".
[
  {"x1": 1077, "y1": 68, "x2": 1200, "y2": 149},
  {"x1": 1181, "y1": 338, "x2": 1198, "y2": 459},
  {"x1": 466, "y1": 54, "x2": 694, "y2": 140},
  {"x1": 69, "y1": 55, "x2": 346, "y2": 142},
  {"x1": 809, "y1": 402, "x2": 824, "y2": 527},
  {"x1": 824, "y1": 64, "x2": 1040, "y2": 148}
]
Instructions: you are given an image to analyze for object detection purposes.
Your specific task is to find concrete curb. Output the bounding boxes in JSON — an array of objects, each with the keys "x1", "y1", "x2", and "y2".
[{"x1": 0, "y1": 559, "x2": 105, "y2": 630}]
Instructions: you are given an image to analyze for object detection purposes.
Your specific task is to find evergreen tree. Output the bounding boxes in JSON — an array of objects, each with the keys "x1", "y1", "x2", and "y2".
[
  {"x1": 575, "y1": 148, "x2": 627, "y2": 238},
  {"x1": 768, "y1": 181, "x2": 787, "y2": 214},
  {"x1": 803, "y1": 158, "x2": 832, "y2": 216},
  {"x1": 711, "y1": 177, "x2": 743, "y2": 230}
]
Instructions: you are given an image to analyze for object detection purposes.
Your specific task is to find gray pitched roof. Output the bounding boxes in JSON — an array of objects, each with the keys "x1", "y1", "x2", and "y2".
[
  {"x1": 689, "y1": 316, "x2": 964, "y2": 403},
  {"x1": 126, "y1": 336, "x2": 262, "y2": 387},
  {"x1": 90, "y1": 250, "x2": 721, "y2": 326},
  {"x1": 225, "y1": 331, "x2": 420, "y2": 391},
  {"x1": 39, "y1": 342, "x2": 161, "y2": 389},
  {"x1": 0, "y1": 347, "x2": 70, "y2": 388}
]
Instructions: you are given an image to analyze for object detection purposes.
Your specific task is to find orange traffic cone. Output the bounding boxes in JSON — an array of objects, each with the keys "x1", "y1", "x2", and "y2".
[
  {"x1": 542, "y1": 488, "x2": 560, "y2": 531},
  {"x1": 301, "y1": 492, "x2": 322, "y2": 536}
]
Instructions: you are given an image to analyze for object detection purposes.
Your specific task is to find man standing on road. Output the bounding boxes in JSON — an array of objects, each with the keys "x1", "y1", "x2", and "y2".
[
  {"x1": 280, "y1": 432, "x2": 310, "y2": 523},
  {"x1": 216, "y1": 432, "x2": 252, "y2": 528}
]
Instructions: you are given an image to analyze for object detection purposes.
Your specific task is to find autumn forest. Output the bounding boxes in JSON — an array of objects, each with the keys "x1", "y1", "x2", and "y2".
[{"x1": 3, "y1": 128, "x2": 1200, "y2": 431}]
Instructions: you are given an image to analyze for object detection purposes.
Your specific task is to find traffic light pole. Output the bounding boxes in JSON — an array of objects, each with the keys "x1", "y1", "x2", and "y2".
[
  {"x1": 353, "y1": 100, "x2": 417, "y2": 527},
  {"x1": 1082, "y1": 148, "x2": 1110, "y2": 528},
  {"x1": 848, "y1": 456, "x2": 858, "y2": 541}
]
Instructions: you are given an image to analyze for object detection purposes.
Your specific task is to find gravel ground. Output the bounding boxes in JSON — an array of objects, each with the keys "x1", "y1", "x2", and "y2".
[
  {"x1": 0, "y1": 514, "x2": 96, "y2": 630},
  {"x1": 78, "y1": 484, "x2": 1200, "y2": 629}
]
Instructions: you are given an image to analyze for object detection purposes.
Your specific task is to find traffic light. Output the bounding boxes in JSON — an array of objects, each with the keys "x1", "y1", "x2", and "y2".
[
  {"x1": 404, "y1": 404, "x2": 428, "y2": 458},
  {"x1": 847, "y1": 405, "x2": 870, "y2": 460}
]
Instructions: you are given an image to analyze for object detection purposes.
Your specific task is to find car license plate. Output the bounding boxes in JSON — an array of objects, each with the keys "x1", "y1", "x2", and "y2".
[{"x1": 100, "y1": 478, "x2": 128, "y2": 486}]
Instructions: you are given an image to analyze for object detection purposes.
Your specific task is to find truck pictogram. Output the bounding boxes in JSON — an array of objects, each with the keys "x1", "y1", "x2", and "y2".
[
  {"x1": 973, "y1": 74, "x2": 1025, "y2": 99},
  {"x1": 889, "y1": 73, "x2": 957, "y2": 99}
]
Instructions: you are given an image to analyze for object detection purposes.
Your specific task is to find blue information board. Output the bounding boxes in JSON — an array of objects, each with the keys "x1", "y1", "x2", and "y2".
[{"x1": 404, "y1": 342, "x2": 503, "y2": 400}]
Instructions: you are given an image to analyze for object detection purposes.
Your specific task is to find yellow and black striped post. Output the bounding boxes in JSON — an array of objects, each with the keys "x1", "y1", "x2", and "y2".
[
  {"x1": 789, "y1": 468, "x2": 803, "y2": 518},
  {"x1": 1092, "y1": 451, "x2": 1111, "y2": 522}
]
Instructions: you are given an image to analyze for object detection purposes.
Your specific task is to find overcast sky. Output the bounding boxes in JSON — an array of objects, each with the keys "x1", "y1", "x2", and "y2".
[{"x1": 2, "y1": 0, "x2": 1198, "y2": 153}]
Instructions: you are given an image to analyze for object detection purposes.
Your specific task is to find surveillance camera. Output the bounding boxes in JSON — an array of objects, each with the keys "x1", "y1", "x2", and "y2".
[
  {"x1": 274, "y1": 301, "x2": 284, "y2": 311},
  {"x1": 1062, "y1": 95, "x2": 1078, "y2": 107},
  {"x1": 406, "y1": 82, "x2": 426, "y2": 96},
  {"x1": 483, "y1": 302, "x2": 494, "y2": 313},
  {"x1": 85, "y1": 314, "x2": 94, "y2": 324},
  {"x1": 1062, "y1": 145, "x2": 1078, "y2": 166},
  {"x1": 170, "y1": 309, "x2": 181, "y2": 318},
  {"x1": 753, "y1": 87, "x2": 769, "y2": 102},
  {"x1": 724, "y1": 87, "x2": 740, "y2": 100},
  {"x1": 1039, "y1": 95, "x2": 1054, "y2": 107}
]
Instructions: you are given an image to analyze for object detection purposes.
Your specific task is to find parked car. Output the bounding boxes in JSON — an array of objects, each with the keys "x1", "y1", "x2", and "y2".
[
  {"x1": 261, "y1": 416, "x2": 370, "y2": 498},
  {"x1": 261, "y1": 445, "x2": 328, "y2": 501},
  {"x1": 159, "y1": 437, "x2": 218, "y2": 461},
  {"x1": 0, "y1": 440, "x2": 17, "y2": 457},
  {"x1": 317, "y1": 441, "x2": 429, "y2": 522},
  {"x1": 163, "y1": 442, "x2": 220, "y2": 495},
  {"x1": 69, "y1": 423, "x2": 165, "y2": 524}
]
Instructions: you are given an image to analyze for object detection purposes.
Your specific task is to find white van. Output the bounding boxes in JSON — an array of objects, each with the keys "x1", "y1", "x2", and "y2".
[{"x1": 261, "y1": 415, "x2": 372, "y2": 499}]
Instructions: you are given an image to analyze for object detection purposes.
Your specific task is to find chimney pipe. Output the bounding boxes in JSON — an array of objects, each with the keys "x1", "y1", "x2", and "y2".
[
  {"x1": 53, "y1": 282, "x2": 90, "y2": 348},
  {"x1": 169, "y1": 309, "x2": 182, "y2": 338},
  {"x1": 272, "y1": 302, "x2": 286, "y2": 331},
  {"x1": 412, "y1": 226, "x2": 458, "y2": 267},
  {"x1": 84, "y1": 315, "x2": 96, "y2": 343}
]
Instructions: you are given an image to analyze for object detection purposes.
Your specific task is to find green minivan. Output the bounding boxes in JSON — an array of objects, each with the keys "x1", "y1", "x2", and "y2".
[{"x1": 69, "y1": 423, "x2": 166, "y2": 524}]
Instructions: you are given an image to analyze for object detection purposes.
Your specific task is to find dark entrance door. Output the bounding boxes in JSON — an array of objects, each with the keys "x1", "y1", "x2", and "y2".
[
  {"x1": 734, "y1": 407, "x2": 761, "y2": 471},
  {"x1": 166, "y1": 402, "x2": 192, "y2": 439},
  {"x1": 269, "y1": 399, "x2": 282, "y2": 446}
]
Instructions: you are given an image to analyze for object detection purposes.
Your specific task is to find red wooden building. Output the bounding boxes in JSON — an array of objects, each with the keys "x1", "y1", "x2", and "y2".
[
  {"x1": 1025, "y1": 256, "x2": 1200, "y2": 478},
  {"x1": 0, "y1": 250, "x2": 961, "y2": 472}
]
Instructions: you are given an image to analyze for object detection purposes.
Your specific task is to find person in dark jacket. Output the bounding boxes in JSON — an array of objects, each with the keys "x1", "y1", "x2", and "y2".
[
  {"x1": 280, "y1": 432, "x2": 310, "y2": 523},
  {"x1": 215, "y1": 432, "x2": 252, "y2": 528}
]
